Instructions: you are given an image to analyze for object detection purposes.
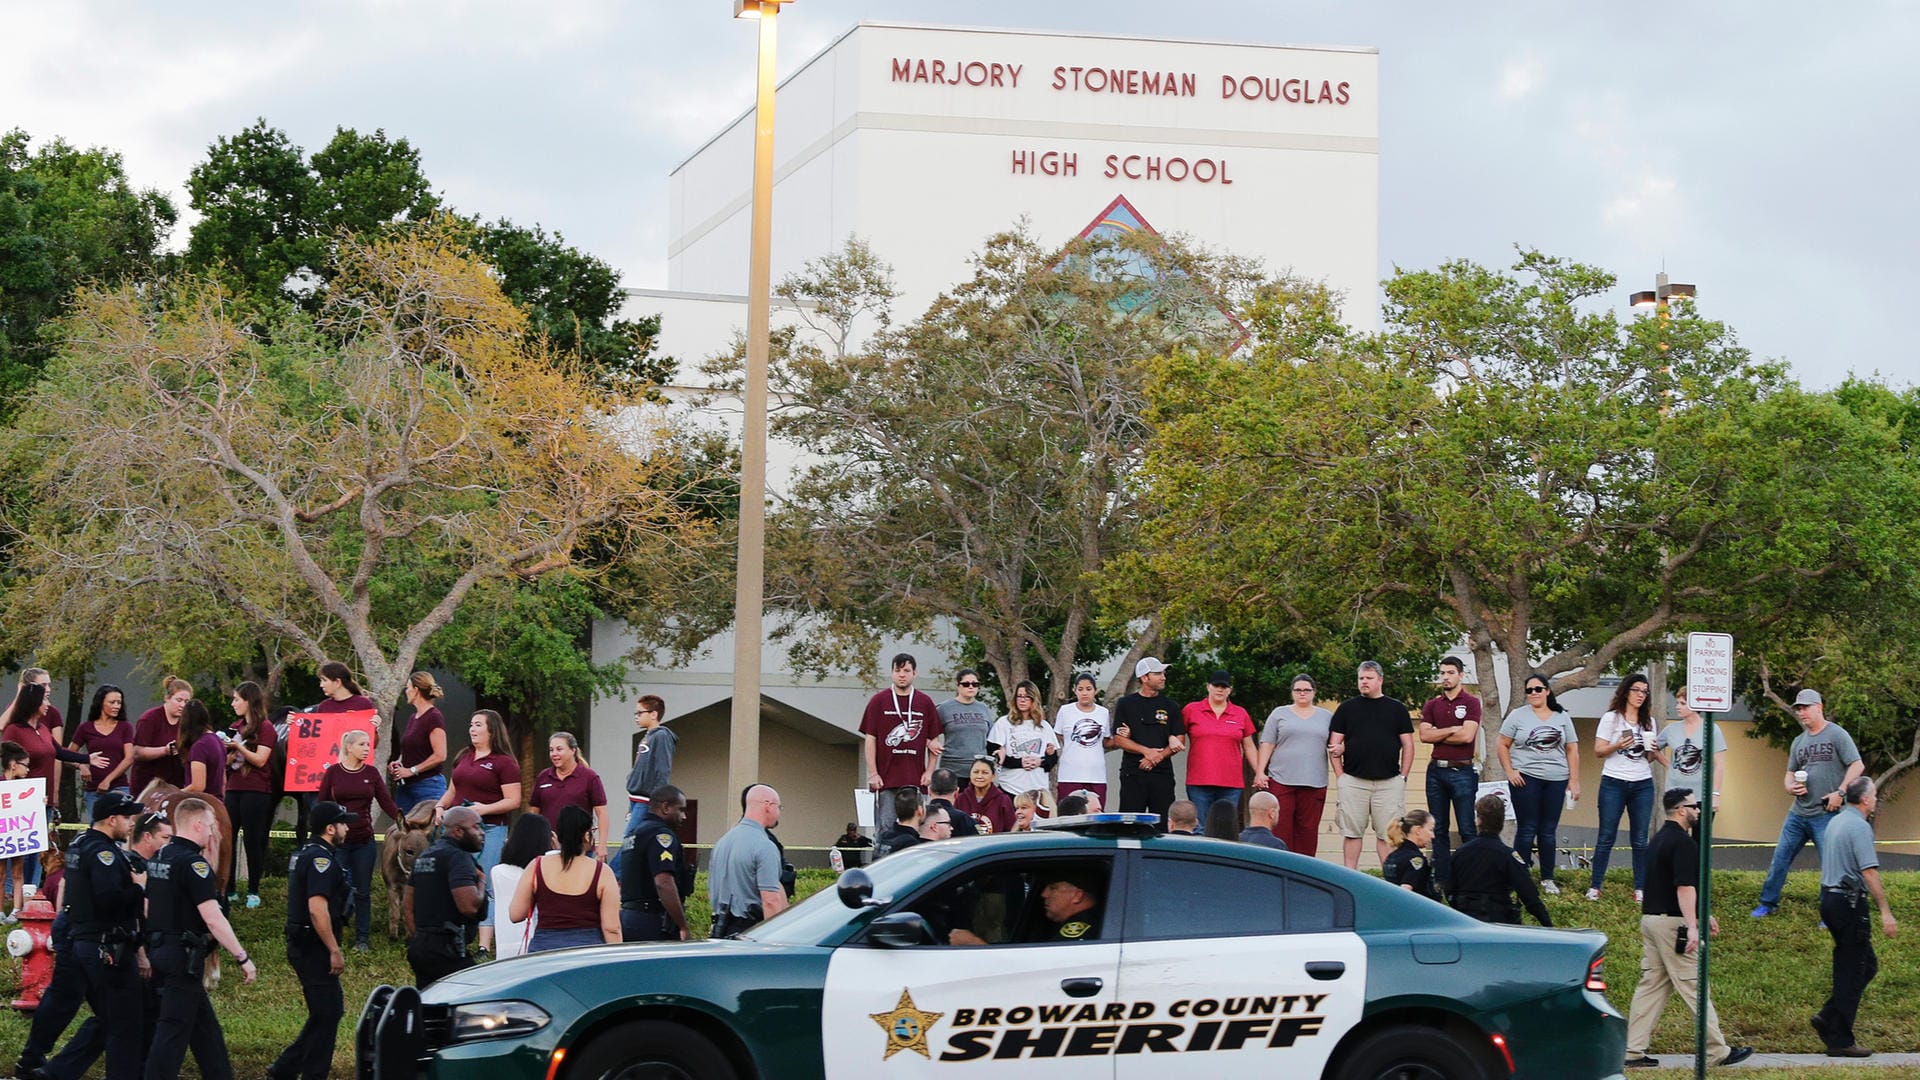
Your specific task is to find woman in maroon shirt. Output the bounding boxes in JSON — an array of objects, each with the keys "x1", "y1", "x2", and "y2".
[
  {"x1": 319, "y1": 728, "x2": 403, "y2": 949},
  {"x1": 224, "y1": 681, "x2": 278, "y2": 908},
  {"x1": 529, "y1": 732, "x2": 610, "y2": 858},
  {"x1": 435, "y1": 708, "x2": 522, "y2": 955},
  {"x1": 389, "y1": 672, "x2": 448, "y2": 811},
  {"x1": 178, "y1": 700, "x2": 228, "y2": 801},
  {"x1": 130, "y1": 676, "x2": 192, "y2": 794},
  {"x1": 68, "y1": 684, "x2": 135, "y2": 819},
  {"x1": 507, "y1": 804, "x2": 618, "y2": 952},
  {"x1": 953, "y1": 756, "x2": 1017, "y2": 835},
  {"x1": 313, "y1": 661, "x2": 377, "y2": 715}
]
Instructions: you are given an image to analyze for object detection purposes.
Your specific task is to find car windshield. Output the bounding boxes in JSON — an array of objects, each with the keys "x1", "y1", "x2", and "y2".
[{"x1": 742, "y1": 845, "x2": 955, "y2": 946}]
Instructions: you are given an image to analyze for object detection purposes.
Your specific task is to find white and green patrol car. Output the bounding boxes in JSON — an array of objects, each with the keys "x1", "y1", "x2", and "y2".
[{"x1": 357, "y1": 815, "x2": 1625, "y2": 1079}]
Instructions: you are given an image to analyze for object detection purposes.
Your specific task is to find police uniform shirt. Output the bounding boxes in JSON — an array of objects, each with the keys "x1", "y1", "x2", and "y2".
[
  {"x1": 1034, "y1": 904, "x2": 1102, "y2": 943},
  {"x1": 1382, "y1": 840, "x2": 1438, "y2": 900},
  {"x1": 621, "y1": 818, "x2": 694, "y2": 905},
  {"x1": 148, "y1": 837, "x2": 221, "y2": 935},
  {"x1": 66, "y1": 828, "x2": 142, "y2": 935},
  {"x1": 708, "y1": 818, "x2": 782, "y2": 917},
  {"x1": 410, "y1": 836, "x2": 483, "y2": 933},
  {"x1": 1447, "y1": 834, "x2": 1552, "y2": 927},
  {"x1": 286, "y1": 840, "x2": 350, "y2": 934}
]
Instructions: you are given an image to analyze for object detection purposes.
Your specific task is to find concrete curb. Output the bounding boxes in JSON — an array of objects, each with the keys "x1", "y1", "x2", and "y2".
[{"x1": 1646, "y1": 1051, "x2": 1920, "y2": 1068}]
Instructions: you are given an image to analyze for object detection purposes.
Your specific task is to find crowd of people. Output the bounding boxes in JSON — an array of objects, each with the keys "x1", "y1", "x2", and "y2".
[{"x1": 1, "y1": 653, "x2": 1907, "y2": 1073}]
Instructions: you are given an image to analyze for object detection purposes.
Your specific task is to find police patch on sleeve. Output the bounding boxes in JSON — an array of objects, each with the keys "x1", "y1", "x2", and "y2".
[
  {"x1": 1059, "y1": 920, "x2": 1090, "y2": 939},
  {"x1": 314, "y1": 856, "x2": 332, "y2": 873},
  {"x1": 98, "y1": 849, "x2": 117, "y2": 866},
  {"x1": 657, "y1": 833, "x2": 673, "y2": 848},
  {"x1": 1409, "y1": 856, "x2": 1425, "y2": 869},
  {"x1": 192, "y1": 859, "x2": 212, "y2": 879}
]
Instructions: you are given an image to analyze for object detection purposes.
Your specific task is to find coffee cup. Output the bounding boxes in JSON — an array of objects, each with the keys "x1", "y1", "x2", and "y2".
[{"x1": 1793, "y1": 769, "x2": 1809, "y2": 786}]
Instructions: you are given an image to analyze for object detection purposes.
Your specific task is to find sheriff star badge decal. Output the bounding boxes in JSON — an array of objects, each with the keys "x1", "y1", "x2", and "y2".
[{"x1": 871, "y1": 987, "x2": 943, "y2": 1060}]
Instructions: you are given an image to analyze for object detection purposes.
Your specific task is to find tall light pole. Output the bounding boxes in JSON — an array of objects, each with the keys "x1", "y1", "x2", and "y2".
[
  {"x1": 1629, "y1": 271, "x2": 1696, "y2": 417},
  {"x1": 728, "y1": 0, "x2": 787, "y2": 803}
]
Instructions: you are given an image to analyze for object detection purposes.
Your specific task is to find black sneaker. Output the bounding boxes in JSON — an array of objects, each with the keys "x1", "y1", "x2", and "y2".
[
  {"x1": 1717, "y1": 1046, "x2": 1754, "y2": 1066},
  {"x1": 1810, "y1": 1013, "x2": 1831, "y2": 1045},
  {"x1": 1623, "y1": 1055, "x2": 1659, "y2": 1069},
  {"x1": 1828, "y1": 1045, "x2": 1872, "y2": 1058}
]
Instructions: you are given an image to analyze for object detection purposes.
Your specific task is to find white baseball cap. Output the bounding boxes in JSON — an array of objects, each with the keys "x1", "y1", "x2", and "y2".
[{"x1": 1134, "y1": 657, "x2": 1169, "y2": 677}]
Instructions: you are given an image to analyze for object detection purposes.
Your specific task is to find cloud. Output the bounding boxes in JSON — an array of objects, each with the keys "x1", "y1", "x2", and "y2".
[{"x1": 1498, "y1": 55, "x2": 1545, "y2": 99}]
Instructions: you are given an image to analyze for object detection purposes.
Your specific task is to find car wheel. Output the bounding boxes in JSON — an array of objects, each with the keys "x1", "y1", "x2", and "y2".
[
  {"x1": 1337, "y1": 1023, "x2": 1492, "y2": 1080},
  {"x1": 565, "y1": 1019, "x2": 737, "y2": 1080}
]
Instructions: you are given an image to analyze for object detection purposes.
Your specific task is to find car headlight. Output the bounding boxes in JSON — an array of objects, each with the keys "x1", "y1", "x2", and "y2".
[{"x1": 450, "y1": 1000, "x2": 550, "y2": 1041}]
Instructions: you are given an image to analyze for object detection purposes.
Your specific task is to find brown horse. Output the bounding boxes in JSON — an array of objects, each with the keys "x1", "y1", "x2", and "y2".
[{"x1": 380, "y1": 800, "x2": 437, "y2": 939}]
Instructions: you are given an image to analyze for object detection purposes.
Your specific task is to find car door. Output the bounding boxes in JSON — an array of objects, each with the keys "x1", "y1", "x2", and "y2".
[
  {"x1": 821, "y1": 854, "x2": 1121, "y2": 1080},
  {"x1": 1112, "y1": 852, "x2": 1366, "y2": 1079}
]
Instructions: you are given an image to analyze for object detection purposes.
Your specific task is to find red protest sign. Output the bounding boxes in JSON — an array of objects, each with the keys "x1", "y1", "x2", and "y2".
[{"x1": 283, "y1": 710, "x2": 379, "y2": 792}]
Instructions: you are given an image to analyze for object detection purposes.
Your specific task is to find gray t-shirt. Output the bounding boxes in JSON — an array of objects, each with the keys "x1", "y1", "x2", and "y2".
[
  {"x1": 707, "y1": 818, "x2": 782, "y2": 917},
  {"x1": 1657, "y1": 721, "x2": 1728, "y2": 799},
  {"x1": 937, "y1": 698, "x2": 996, "y2": 775},
  {"x1": 1500, "y1": 708, "x2": 1577, "y2": 781},
  {"x1": 1788, "y1": 722, "x2": 1860, "y2": 818},
  {"x1": 1260, "y1": 706, "x2": 1332, "y2": 788},
  {"x1": 1819, "y1": 808, "x2": 1879, "y2": 890}
]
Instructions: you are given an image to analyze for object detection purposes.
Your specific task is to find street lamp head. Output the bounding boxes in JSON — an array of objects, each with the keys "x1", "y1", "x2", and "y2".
[
  {"x1": 1664, "y1": 282, "x2": 1696, "y2": 300},
  {"x1": 1630, "y1": 290, "x2": 1658, "y2": 309},
  {"x1": 734, "y1": 0, "x2": 791, "y2": 17}
]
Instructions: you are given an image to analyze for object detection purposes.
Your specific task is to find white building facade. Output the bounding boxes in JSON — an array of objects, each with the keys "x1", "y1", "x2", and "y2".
[{"x1": 592, "y1": 22, "x2": 1380, "y2": 848}]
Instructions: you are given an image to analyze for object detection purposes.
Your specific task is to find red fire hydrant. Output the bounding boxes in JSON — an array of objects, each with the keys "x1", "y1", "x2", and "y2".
[{"x1": 7, "y1": 890, "x2": 57, "y2": 1011}]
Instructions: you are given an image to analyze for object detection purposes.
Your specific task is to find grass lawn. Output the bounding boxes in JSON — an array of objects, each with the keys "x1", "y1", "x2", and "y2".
[{"x1": 2, "y1": 866, "x2": 1911, "y2": 1075}]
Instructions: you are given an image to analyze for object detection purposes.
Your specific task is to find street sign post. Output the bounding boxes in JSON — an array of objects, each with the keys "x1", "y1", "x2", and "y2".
[{"x1": 1686, "y1": 631, "x2": 1732, "y2": 1079}]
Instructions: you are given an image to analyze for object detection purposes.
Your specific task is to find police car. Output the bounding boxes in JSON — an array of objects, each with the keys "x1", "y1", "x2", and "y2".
[{"x1": 357, "y1": 815, "x2": 1624, "y2": 1079}]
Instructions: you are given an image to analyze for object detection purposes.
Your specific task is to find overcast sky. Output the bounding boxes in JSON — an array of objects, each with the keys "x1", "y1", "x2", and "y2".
[{"x1": 9, "y1": 1, "x2": 1915, "y2": 388}]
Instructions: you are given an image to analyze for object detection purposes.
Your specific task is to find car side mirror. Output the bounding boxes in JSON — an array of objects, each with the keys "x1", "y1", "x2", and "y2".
[
  {"x1": 867, "y1": 912, "x2": 936, "y2": 948},
  {"x1": 838, "y1": 868, "x2": 876, "y2": 909}
]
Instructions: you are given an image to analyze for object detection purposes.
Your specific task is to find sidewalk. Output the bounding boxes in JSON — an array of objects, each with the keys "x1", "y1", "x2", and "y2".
[{"x1": 1647, "y1": 1051, "x2": 1920, "y2": 1069}]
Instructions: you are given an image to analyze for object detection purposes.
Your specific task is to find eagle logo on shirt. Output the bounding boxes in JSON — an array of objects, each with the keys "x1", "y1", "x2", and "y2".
[
  {"x1": 1069, "y1": 717, "x2": 1104, "y2": 747},
  {"x1": 885, "y1": 717, "x2": 924, "y2": 748},
  {"x1": 1523, "y1": 726, "x2": 1565, "y2": 752},
  {"x1": 1672, "y1": 741, "x2": 1705, "y2": 776}
]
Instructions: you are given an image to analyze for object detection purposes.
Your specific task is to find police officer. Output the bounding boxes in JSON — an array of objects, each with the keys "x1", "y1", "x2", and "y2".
[
  {"x1": 707, "y1": 784, "x2": 787, "y2": 937},
  {"x1": 145, "y1": 796, "x2": 257, "y2": 1080},
  {"x1": 269, "y1": 801, "x2": 355, "y2": 1080},
  {"x1": 30, "y1": 792, "x2": 145, "y2": 1080},
  {"x1": 620, "y1": 785, "x2": 694, "y2": 941},
  {"x1": 405, "y1": 804, "x2": 488, "y2": 988},
  {"x1": 1448, "y1": 795, "x2": 1553, "y2": 927}
]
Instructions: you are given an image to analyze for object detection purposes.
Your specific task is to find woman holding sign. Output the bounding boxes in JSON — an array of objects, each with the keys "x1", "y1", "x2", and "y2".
[
  {"x1": 314, "y1": 661, "x2": 377, "y2": 714},
  {"x1": 319, "y1": 728, "x2": 403, "y2": 949},
  {"x1": 436, "y1": 709, "x2": 522, "y2": 957},
  {"x1": 224, "y1": 681, "x2": 278, "y2": 909}
]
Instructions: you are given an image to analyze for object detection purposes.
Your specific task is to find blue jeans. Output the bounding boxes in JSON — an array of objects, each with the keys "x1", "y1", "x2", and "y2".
[
  {"x1": 527, "y1": 926, "x2": 604, "y2": 953},
  {"x1": 477, "y1": 823, "x2": 508, "y2": 893},
  {"x1": 1188, "y1": 785, "x2": 1243, "y2": 830},
  {"x1": 344, "y1": 840, "x2": 378, "y2": 945},
  {"x1": 1509, "y1": 774, "x2": 1568, "y2": 880},
  {"x1": 395, "y1": 772, "x2": 447, "y2": 811},
  {"x1": 608, "y1": 800, "x2": 648, "y2": 879},
  {"x1": 1758, "y1": 810, "x2": 1833, "y2": 907},
  {"x1": 1425, "y1": 765, "x2": 1479, "y2": 890},
  {"x1": 1590, "y1": 776, "x2": 1655, "y2": 890}
]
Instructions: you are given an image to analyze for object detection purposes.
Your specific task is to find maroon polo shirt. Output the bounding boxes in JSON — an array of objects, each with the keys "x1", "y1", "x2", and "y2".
[
  {"x1": 224, "y1": 721, "x2": 278, "y2": 794},
  {"x1": 318, "y1": 761, "x2": 404, "y2": 845},
  {"x1": 530, "y1": 764, "x2": 607, "y2": 824},
  {"x1": 397, "y1": 706, "x2": 445, "y2": 777},
  {"x1": 70, "y1": 720, "x2": 133, "y2": 790},
  {"x1": 1421, "y1": 692, "x2": 1482, "y2": 763},
  {"x1": 130, "y1": 706, "x2": 184, "y2": 793},
  {"x1": 450, "y1": 750, "x2": 523, "y2": 825}
]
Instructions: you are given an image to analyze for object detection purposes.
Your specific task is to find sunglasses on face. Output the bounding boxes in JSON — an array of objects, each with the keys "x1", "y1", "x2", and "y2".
[
  {"x1": 1526, "y1": 686, "x2": 1548, "y2": 694},
  {"x1": 958, "y1": 682, "x2": 980, "y2": 688}
]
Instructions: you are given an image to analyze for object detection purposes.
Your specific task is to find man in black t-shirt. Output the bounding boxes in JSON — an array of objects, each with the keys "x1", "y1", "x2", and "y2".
[
  {"x1": 1111, "y1": 657, "x2": 1185, "y2": 825},
  {"x1": 405, "y1": 806, "x2": 487, "y2": 988},
  {"x1": 1328, "y1": 661, "x2": 1414, "y2": 869},
  {"x1": 1623, "y1": 790, "x2": 1752, "y2": 1069}
]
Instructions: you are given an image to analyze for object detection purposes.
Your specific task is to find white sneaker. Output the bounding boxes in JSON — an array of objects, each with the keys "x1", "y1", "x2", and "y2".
[
  {"x1": 1584, "y1": 888, "x2": 1602, "y2": 901},
  {"x1": 1541, "y1": 879, "x2": 1561, "y2": 896},
  {"x1": 1634, "y1": 889, "x2": 1644, "y2": 904}
]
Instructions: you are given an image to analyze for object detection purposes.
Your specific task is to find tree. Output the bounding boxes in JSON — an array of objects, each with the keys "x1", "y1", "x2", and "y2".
[
  {"x1": 761, "y1": 227, "x2": 1259, "y2": 706},
  {"x1": 1130, "y1": 251, "x2": 1920, "y2": 732},
  {"x1": 0, "y1": 129, "x2": 175, "y2": 407},
  {"x1": 1, "y1": 222, "x2": 724, "y2": 765}
]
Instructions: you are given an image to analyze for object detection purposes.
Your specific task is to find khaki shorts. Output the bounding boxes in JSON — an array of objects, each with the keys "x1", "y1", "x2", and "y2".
[{"x1": 1335, "y1": 775, "x2": 1404, "y2": 840}]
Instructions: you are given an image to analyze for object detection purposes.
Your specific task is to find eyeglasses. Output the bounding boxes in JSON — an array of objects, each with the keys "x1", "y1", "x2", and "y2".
[
  {"x1": 1525, "y1": 686, "x2": 1548, "y2": 694},
  {"x1": 1628, "y1": 687, "x2": 1648, "y2": 695},
  {"x1": 1292, "y1": 686, "x2": 1315, "y2": 693},
  {"x1": 958, "y1": 681, "x2": 980, "y2": 688}
]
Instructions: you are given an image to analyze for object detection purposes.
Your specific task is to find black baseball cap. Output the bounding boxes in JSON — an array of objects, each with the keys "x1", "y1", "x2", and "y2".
[
  {"x1": 91, "y1": 791, "x2": 145, "y2": 822},
  {"x1": 1208, "y1": 670, "x2": 1234, "y2": 687},
  {"x1": 310, "y1": 801, "x2": 361, "y2": 829}
]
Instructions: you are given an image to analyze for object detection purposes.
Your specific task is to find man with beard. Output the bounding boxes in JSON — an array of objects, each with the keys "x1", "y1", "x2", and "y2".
[
  {"x1": 926, "y1": 768, "x2": 979, "y2": 838},
  {"x1": 404, "y1": 805, "x2": 488, "y2": 988},
  {"x1": 860, "y1": 654, "x2": 943, "y2": 825},
  {"x1": 1417, "y1": 656, "x2": 1481, "y2": 893}
]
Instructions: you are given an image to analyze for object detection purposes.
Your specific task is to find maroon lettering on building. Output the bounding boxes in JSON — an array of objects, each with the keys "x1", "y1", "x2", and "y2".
[
  {"x1": 1010, "y1": 149, "x2": 1079, "y2": 177},
  {"x1": 1050, "y1": 66, "x2": 1197, "y2": 97},
  {"x1": 1220, "y1": 76, "x2": 1351, "y2": 105},
  {"x1": 1101, "y1": 154, "x2": 1232, "y2": 185},
  {"x1": 890, "y1": 57, "x2": 1023, "y2": 88}
]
